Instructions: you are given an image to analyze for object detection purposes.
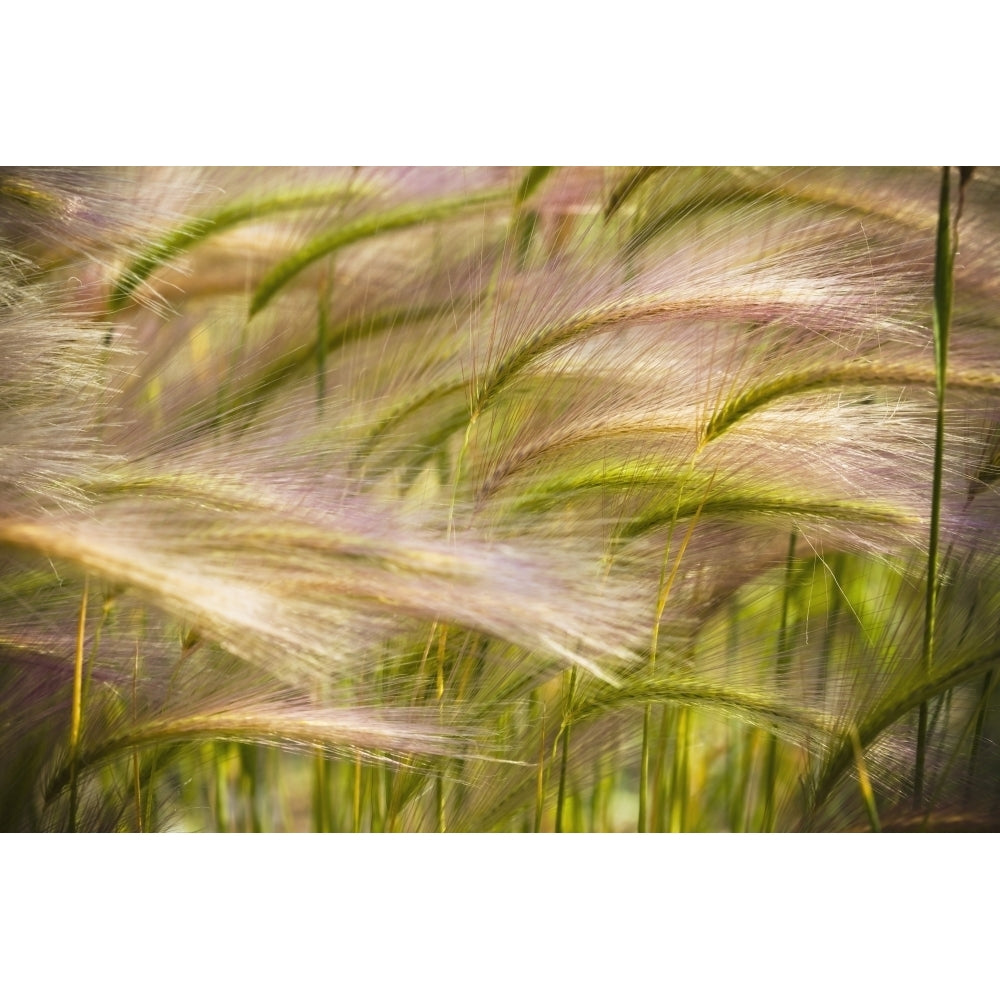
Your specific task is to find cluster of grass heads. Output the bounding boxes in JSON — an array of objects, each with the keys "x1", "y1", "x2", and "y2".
[{"x1": 3, "y1": 165, "x2": 1000, "y2": 832}]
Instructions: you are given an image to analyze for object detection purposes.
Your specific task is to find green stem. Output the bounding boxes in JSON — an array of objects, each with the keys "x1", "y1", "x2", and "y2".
[
  {"x1": 762, "y1": 531, "x2": 797, "y2": 831},
  {"x1": 650, "y1": 705, "x2": 672, "y2": 832},
  {"x1": 352, "y1": 751, "x2": 362, "y2": 833},
  {"x1": 313, "y1": 754, "x2": 330, "y2": 833},
  {"x1": 849, "y1": 726, "x2": 881, "y2": 832},
  {"x1": 533, "y1": 693, "x2": 546, "y2": 833},
  {"x1": 967, "y1": 671, "x2": 995, "y2": 791},
  {"x1": 668, "y1": 707, "x2": 690, "y2": 832},
  {"x1": 67, "y1": 576, "x2": 89, "y2": 833},
  {"x1": 916, "y1": 166, "x2": 954, "y2": 807},
  {"x1": 638, "y1": 704, "x2": 652, "y2": 833},
  {"x1": 555, "y1": 667, "x2": 578, "y2": 833},
  {"x1": 132, "y1": 640, "x2": 143, "y2": 833}
]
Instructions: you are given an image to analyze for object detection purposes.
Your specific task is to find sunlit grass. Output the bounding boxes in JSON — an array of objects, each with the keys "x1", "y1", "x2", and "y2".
[{"x1": 2, "y1": 166, "x2": 1000, "y2": 832}]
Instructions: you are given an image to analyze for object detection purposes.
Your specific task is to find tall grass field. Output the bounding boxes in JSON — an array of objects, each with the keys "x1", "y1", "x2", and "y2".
[{"x1": 3, "y1": 165, "x2": 999, "y2": 832}]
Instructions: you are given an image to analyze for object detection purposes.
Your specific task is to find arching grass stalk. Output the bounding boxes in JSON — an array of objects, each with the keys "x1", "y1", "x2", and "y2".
[
  {"x1": 701, "y1": 362, "x2": 1000, "y2": 447},
  {"x1": 108, "y1": 180, "x2": 369, "y2": 313},
  {"x1": 446, "y1": 169, "x2": 556, "y2": 538},
  {"x1": 250, "y1": 185, "x2": 511, "y2": 317},
  {"x1": 67, "y1": 575, "x2": 89, "y2": 833},
  {"x1": 915, "y1": 167, "x2": 956, "y2": 806}
]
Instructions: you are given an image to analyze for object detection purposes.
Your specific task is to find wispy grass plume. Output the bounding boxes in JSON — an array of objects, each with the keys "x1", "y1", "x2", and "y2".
[{"x1": 3, "y1": 166, "x2": 1000, "y2": 831}]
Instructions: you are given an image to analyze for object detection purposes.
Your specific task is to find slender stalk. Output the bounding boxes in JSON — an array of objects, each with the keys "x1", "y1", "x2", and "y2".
[
  {"x1": 668, "y1": 707, "x2": 690, "y2": 833},
  {"x1": 132, "y1": 640, "x2": 143, "y2": 832},
  {"x1": 740, "y1": 729, "x2": 761, "y2": 833},
  {"x1": 533, "y1": 693, "x2": 546, "y2": 833},
  {"x1": 212, "y1": 743, "x2": 230, "y2": 833},
  {"x1": 67, "y1": 576, "x2": 89, "y2": 833},
  {"x1": 967, "y1": 671, "x2": 995, "y2": 792},
  {"x1": 916, "y1": 167, "x2": 954, "y2": 806},
  {"x1": 555, "y1": 667, "x2": 578, "y2": 833},
  {"x1": 637, "y1": 704, "x2": 653, "y2": 832},
  {"x1": 352, "y1": 751, "x2": 362, "y2": 833},
  {"x1": 313, "y1": 754, "x2": 330, "y2": 833},
  {"x1": 762, "y1": 531, "x2": 797, "y2": 831},
  {"x1": 238, "y1": 743, "x2": 262, "y2": 832},
  {"x1": 849, "y1": 725, "x2": 881, "y2": 832},
  {"x1": 650, "y1": 705, "x2": 672, "y2": 832},
  {"x1": 640, "y1": 472, "x2": 716, "y2": 831},
  {"x1": 435, "y1": 626, "x2": 448, "y2": 833},
  {"x1": 817, "y1": 552, "x2": 847, "y2": 705},
  {"x1": 316, "y1": 270, "x2": 331, "y2": 415}
]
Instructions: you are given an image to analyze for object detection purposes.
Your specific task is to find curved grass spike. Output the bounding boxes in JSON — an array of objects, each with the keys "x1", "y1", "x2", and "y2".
[
  {"x1": 613, "y1": 167, "x2": 956, "y2": 247},
  {"x1": 701, "y1": 360, "x2": 1000, "y2": 446},
  {"x1": 358, "y1": 174, "x2": 551, "y2": 490},
  {"x1": 620, "y1": 187, "x2": 799, "y2": 258},
  {"x1": 506, "y1": 458, "x2": 916, "y2": 536},
  {"x1": 470, "y1": 282, "x2": 965, "y2": 421},
  {"x1": 810, "y1": 639, "x2": 1000, "y2": 816},
  {"x1": 371, "y1": 281, "x2": 956, "y2": 461},
  {"x1": 476, "y1": 414, "x2": 692, "y2": 502},
  {"x1": 352, "y1": 378, "x2": 470, "y2": 475},
  {"x1": 107, "y1": 181, "x2": 370, "y2": 312},
  {"x1": 44, "y1": 704, "x2": 475, "y2": 807},
  {"x1": 604, "y1": 168, "x2": 918, "y2": 258},
  {"x1": 249, "y1": 184, "x2": 513, "y2": 318},
  {"x1": 570, "y1": 674, "x2": 835, "y2": 742},
  {"x1": 214, "y1": 300, "x2": 465, "y2": 433},
  {"x1": 472, "y1": 293, "x2": 706, "y2": 417}
]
